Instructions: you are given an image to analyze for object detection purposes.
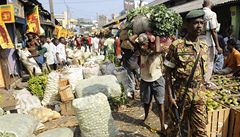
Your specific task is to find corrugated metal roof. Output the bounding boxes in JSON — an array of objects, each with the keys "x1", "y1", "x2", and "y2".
[{"x1": 170, "y1": 0, "x2": 238, "y2": 13}]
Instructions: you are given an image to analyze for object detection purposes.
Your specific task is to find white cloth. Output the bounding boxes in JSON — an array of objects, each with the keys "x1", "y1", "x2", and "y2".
[
  {"x1": 18, "y1": 48, "x2": 42, "y2": 74},
  {"x1": 203, "y1": 7, "x2": 218, "y2": 47},
  {"x1": 56, "y1": 43, "x2": 66, "y2": 63},
  {"x1": 43, "y1": 42, "x2": 56, "y2": 65},
  {"x1": 92, "y1": 37, "x2": 100, "y2": 51}
]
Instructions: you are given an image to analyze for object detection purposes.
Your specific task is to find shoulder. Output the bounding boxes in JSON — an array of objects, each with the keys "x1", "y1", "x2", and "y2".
[
  {"x1": 171, "y1": 39, "x2": 185, "y2": 49},
  {"x1": 199, "y1": 40, "x2": 208, "y2": 49}
]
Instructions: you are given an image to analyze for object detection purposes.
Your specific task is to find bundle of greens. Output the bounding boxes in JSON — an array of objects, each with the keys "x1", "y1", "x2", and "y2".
[
  {"x1": 126, "y1": 4, "x2": 182, "y2": 37},
  {"x1": 28, "y1": 75, "x2": 48, "y2": 98},
  {"x1": 150, "y1": 4, "x2": 183, "y2": 37}
]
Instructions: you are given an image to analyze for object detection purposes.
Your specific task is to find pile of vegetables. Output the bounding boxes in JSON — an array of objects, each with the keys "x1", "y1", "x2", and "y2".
[
  {"x1": 28, "y1": 75, "x2": 48, "y2": 98},
  {"x1": 207, "y1": 75, "x2": 240, "y2": 109},
  {"x1": 204, "y1": 90, "x2": 220, "y2": 111}
]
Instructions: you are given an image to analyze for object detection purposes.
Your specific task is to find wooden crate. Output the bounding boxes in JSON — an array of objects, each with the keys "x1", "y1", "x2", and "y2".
[
  {"x1": 206, "y1": 108, "x2": 230, "y2": 137},
  {"x1": 59, "y1": 85, "x2": 74, "y2": 102},
  {"x1": 60, "y1": 101, "x2": 75, "y2": 116},
  {"x1": 228, "y1": 109, "x2": 240, "y2": 137}
]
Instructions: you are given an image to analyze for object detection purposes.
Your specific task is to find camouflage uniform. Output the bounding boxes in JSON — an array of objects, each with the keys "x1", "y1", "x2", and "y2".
[{"x1": 164, "y1": 38, "x2": 208, "y2": 137}]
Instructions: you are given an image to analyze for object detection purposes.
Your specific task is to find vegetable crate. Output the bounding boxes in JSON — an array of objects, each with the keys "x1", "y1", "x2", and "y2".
[
  {"x1": 206, "y1": 108, "x2": 240, "y2": 137},
  {"x1": 207, "y1": 108, "x2": 230, "y2": 137},
  {"x1": 60, "y1": 100, "x2": 75, "y2": 116},
  {"x1": 228, "y1": 109, "x2": 240, "y2": 137}
]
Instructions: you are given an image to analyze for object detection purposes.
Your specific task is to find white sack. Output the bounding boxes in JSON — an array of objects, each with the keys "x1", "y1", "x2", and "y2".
[
  {"x1": 61, "y1": 66, "x2": 83, "y2": 91},
  {"x1": 75, "y1": 75, "x2": 121, "y2": 98},
  {"x1": 82, "y1": 62, "x2": 101, "y2": 79},
  {"x1": 41, "y1": 72, "x2": 60, "y2": 106},
  {"x1": 0, "y1": 114, "x2": 39, "y2": 137},
  {"x1": 72, "y1": 93, "x2": 118, "y2": 137}
]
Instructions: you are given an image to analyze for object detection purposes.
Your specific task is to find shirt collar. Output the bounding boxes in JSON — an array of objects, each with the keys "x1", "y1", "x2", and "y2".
[
  {"x1": 203, "y1": 7, "x2": 211, "y2": 11},
  {"x1": 185, "y1": 38, "x2": 201, "y2": 52}
]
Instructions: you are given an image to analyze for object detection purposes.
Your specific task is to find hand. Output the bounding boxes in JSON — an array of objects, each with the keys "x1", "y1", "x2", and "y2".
[
  {"x1": 217, "y1": 47, "x2": 223, "y2": 54},
  {"x1": 170, "y1": 98, "x2": 178, "y2": 108}
]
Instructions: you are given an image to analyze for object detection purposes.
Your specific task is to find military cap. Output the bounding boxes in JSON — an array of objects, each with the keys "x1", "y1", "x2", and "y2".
[{"x1": 185, "y1": 9, "x2": 205, "y2": 19}]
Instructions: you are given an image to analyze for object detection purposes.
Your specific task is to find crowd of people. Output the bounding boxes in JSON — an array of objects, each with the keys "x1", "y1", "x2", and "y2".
[{"x1": 17, "y1": 0, "x2": 240, "y2": 136}]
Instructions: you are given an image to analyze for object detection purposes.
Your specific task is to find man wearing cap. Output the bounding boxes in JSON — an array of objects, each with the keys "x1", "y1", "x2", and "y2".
[{"x1": 165, "y1": 9, "x2": 208, "y2": 137}]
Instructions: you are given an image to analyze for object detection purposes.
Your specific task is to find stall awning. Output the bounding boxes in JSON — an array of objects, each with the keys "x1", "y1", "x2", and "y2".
[{"x1": 170, "y1": 0, "x2": 238, "y2": 13}]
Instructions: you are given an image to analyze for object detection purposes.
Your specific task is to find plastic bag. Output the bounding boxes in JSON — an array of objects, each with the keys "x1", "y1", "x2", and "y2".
[
  {"x1": 132, "y1": 15, "x2": 151, "y2": 35},
  {"x1": 100, "y1": 61, "x2": 115, "y2": 75},
  {"x1": 213, "y1": 54, "x2": 224, "y2": 73},
  {"x1": 13, "y1": 88, "x2": 41, "y2": 114},
  {"x1": 28, "y1": 107, "x2": 61, "y2": 123}
]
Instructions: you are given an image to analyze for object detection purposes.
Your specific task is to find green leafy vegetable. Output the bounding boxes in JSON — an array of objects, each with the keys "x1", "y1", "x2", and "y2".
[
  {"x1": 150, "y1": 4, "x2": 183, "y2": 37},
  {"x1": 27, "y1": 75, "x2": 48, "y2": 97}
]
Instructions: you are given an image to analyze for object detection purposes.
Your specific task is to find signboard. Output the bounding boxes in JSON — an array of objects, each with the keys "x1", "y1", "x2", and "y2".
[
  {"x1": 26, "y1": 6, "x2": 41, "y2": 35},
  {"x1": 8, "y1": 0, "x2": 25, "y2": 18},
  {"x1": 0, "y1": 22, "x2": 14, "y2": 49},
  {"x1": 0, "y1": 4, "x2": 15, "y2": 23},
  {"x1": 54, "y1": 25, "x2": 63, "y2": 38}
]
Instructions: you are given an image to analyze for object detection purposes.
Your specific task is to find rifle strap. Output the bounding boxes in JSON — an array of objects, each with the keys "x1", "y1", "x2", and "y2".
[{"x1": 185, "y1": 45, "x2": 203, "y2": 88}]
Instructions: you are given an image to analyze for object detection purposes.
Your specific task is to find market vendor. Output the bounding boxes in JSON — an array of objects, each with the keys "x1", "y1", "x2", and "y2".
[
  {"x1": 165, "y1": 9, "x2": 208, "y2": 137},
  {"x1": 26, "y1": 39, "x2": 46, "y2": 68},
  {"x1": 224, "y1": 39, "x2": 240, "y2": 76}
]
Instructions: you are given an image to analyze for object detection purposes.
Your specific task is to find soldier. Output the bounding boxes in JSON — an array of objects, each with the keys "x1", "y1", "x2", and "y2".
[{"x1": 164, "y1": 10, "x2": 208, "y2": 137}]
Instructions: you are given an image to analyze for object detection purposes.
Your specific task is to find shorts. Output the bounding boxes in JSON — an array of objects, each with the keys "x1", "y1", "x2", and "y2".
[{"x1": 140, "y1": 76, "x2": 165, "y2": 104}]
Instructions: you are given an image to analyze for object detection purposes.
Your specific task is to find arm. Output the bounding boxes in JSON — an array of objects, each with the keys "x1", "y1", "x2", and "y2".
[
  {"x1": 165, "y1": 68, "x2": 178, "y2": 108},
  {"x1": 211, "y1": 29, "x2": 222, "y2": 53},
  {"x1": 210, "y1": 13, "x2": 222, "y2": 54}
]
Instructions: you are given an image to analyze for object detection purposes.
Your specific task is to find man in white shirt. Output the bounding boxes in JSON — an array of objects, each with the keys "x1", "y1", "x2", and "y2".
[
  {"x1": 202, "y1": 0, "x2": 222, "y2": 84},
  {"x1": 40, "y1": 36, "x2": 57, "y2": 70},
  {"x1": 56, "y1": 37, "x2": 67, "y2": 66},
  {"x1": 92, "y1": 35, "x2": 100, "y2": 54}
]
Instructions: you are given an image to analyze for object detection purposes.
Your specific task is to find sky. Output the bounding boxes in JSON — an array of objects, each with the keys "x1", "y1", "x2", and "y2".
[{"x1": 38, "y1": 0, "x2": 154, "y2": 20}]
